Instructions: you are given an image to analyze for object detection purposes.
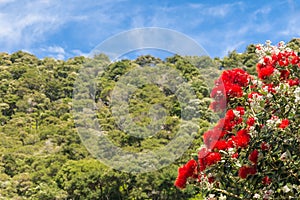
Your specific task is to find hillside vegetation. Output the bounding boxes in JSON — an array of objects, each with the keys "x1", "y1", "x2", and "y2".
[{"x1": 0, "y1": 39, "x2": 299, "y2": 199}]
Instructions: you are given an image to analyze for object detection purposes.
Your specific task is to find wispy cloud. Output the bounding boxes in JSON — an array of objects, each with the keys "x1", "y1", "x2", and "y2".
[
  {"x1": 205, "y1": 3, "x2": 236, "y2": 17},
  {"x1": 0, "y1": 0, "x2": 255, "y2": 58},
  {"x1": 0, "y1": 0, "x2": 89, "y2": 53},
  {"x1": 43, "y1": 46, "x2": 66, "y2": 60},
  {"x1": 279, "y1": 14, "x2": 300, "y2": 36},
  {"x1": 191, "y1": 1, "x2": 298, "y2": 57},
  {"x1": 0, "y1": 1, "x2": 63, "y2": 51},
  {"x1": 277, "y1": 0, "x2": 300, "y2": 37},
  {"x1": 71, "y1": 49, "x2": 89, "y2": 57},
  {"x1": 0, "y1": 0, "x2": 14, "y2": 4},
  {"x1": 0, "y1": 0, "x2": 299, "y2": 60},
  {"x1": 253, "y1": 6, "x2": 272, "y2": 17}
]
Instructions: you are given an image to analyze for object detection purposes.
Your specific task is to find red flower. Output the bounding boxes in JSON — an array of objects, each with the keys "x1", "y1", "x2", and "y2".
[
  {"x1": 280, "y1": 69, "x2": 290, "y2": 80},
  {"x1": 257, "y1": 65, "x2": 275, "y2": 80},
  {"x1": 262, "y1": 176, "x2": 272, "y2": 185},
  {"x1": 225, "y1": 83, "x2": 243, "y2": 98},
  {"x1": 222, "y1": 108, "x2": 245, "y2": 132},
  {"x1": 238, "y1": 167, "x2": 248, "y2": 179},
  {"x1": 198, "y1": 159, "x2": 206, "y2": 172},
  {"x1": 231, "y1": 152, "x2": 239, "y2": 159},
  {"x1": 256, "y1": 62, "x2": 263, "y2": 70},
  {"x1": 248, "y1": 92, "x2": 262, "y2": 100},
  {"x1": 198, "y1": 147, "x2": 209, "y2": 159},
  {"x1": 238, "y1": 166, "x2": 257, "y2": 179},
  {"x1": 210, "y1": 69, "x2": 251, "y2": 112},
  {"x1": 279, "y1": 119, "x2": 289, "y2": 129},
  {"x1": 225, "y1": 109, "x2": 235, "y2": 120},
  {"x1": 247, "y1": 117, "x2": 255, "y2": 126},
  {"x1": 198, "y1": 148, "x2": 209, "y2": 171},
  {"x1": 291, "y1": 55, "x2": 300, "y2": 65},
  {"x1": 249, "y1": 149, "x2": 259, "y2": 164},
  {"x1": 288, "y1": 78, "x2": 300, "y2": 86},
  {"x1": 278, "y1": 59, "x2": 288, "y2": 67},
  {"x1": 220, "y1": 68, "x2": 250, "y2": 87},
  {"x1": 261, "y1": 142, "x2": 270, "y2": 151},
  {"x1": 185, "y1": 160, "x2": 198, "y2": 177},
  {"x1": 235, "y1": 106, "x2": 245, "y2": 115},
  {"x1": 174, "y1": 159, "x2": 198, "y2": 189},
  {"x1": 213, "y1": 140, "x2": 228, "y2": 150},
  {"x1": 174, "y1": 175, "x2": 187, "y2": 189},
  {"x1": 263, "y1": 56, "x2": 272, "y2": 64},
  {"x1": 232, "y1": 129, "x2": 251, "y2": 148},
  {"x1": 203, "y1": 129, "x2": 220, "y2": 150},
  {"x1": 208, "y1": 177, "x2": 215, "y2": 183},
  {"x1": 226, "y1": 139, "x2": 234, "y2": 149},
  {"x1": 210, "y1": 85, "x2": 225, "y2": 99},
  {"x1": 262, "y1": 83, "x2": 276, "y2": 93},
  {"x1": 198, "y1": 150, "x2": 221, "y2": 171},
  {"x1": 205, "y1": 152, "x2": 222, "y2": 166}
]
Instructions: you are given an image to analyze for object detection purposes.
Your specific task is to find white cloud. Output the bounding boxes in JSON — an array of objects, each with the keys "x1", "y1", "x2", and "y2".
[
  {"x1": 47, "y1": 46, "x2": 65, "y2": 54},
  {"x1": 198, "y1": 2, "x2": 243, "y2": 18},
  {"x1": 0, "y1": 0, "x2": 14, "y2": 4},
  {"x1": 280, "y1": 17, "x2": 300, "y2": 36},
  {"x1": 71, "y1": 49, "x2": 89, "y2": 57},
  {"x1": 187, "y1": 3, "x2": 204, "y2": 9},
  {"x1": 0, "y1": 0, "x2": 298, "y2": 60},
  {"x1": 40, "y1": 45, "x2": 66, "y2": 60},
  {"x1": 0, "y1": 0, "x2": 246, "y2": 59},
  {"x1": 0, "y1": 0, "x2": 87, "y2": 52},
  {"x1": 0, "y1": 1, "x2": 59, "y2": 50},
  {"x1": 278, "y1": 8, "x2": 300, "y2": 37},
  {"x1": 205, "y1": 4, "x2": 232, "y2": 17},
  {"x1": 254, "y1": 7, "x2": 271, "y2": 16},
  {"x1": 131, "y1": 2, "x2": 246, "y2": 58}
]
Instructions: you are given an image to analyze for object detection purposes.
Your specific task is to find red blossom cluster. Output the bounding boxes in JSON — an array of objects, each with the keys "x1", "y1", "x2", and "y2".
[
  {"x1": 246, "y1": 117, "x2": 255, "y2": 126},
  {"x1": 210, "y1": 68, "x2": 251, "y2": 112},
  {"x1": 288, "y1": 78, "x2": 300, "y2": 86},
  {"x1": 238, "y1": 165, "x2": 257, "y2": 179},
  {"x1": 174, "y1": 159, "x2": 198, "y2": 189},
  {"x1": 262, "y1": 83, "x2": 277, "y2": 93},
  {"x1": 260, "y1": 142, "x2": 270, "y2": 151},
  {"x1": 175, "y1": 41, "x2": 300, "y2": 192},
  {"x1": 232, "y1": 129, "x2": 251, "y2": 149},
  {"x1": 279, "y1": 119, "x2": 289, "y2": 129},
  {"x1": 262, "y1": 176, "x2": 272, "y2": 185},
  {"x1": 175, "y1": 69, "x2": 254, "y2": 189},
  {"x1": 256, "y1": 45, "x2": 300, "y2": 84},
  {"x1": 198, "y1": 148, "x2": 221, "y2": 171},
  {"x1": 249, "y1": 149, "x2": 259, "y2": 164}
]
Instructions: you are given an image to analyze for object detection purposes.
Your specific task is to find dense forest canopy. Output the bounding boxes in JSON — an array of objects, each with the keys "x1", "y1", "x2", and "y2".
[{"x1": 0, "y1": 39, "x2": 299, "y2": 199}]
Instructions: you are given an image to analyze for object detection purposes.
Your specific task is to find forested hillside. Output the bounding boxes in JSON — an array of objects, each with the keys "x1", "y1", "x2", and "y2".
[
  {"x1": 0, "y1": 51, "x2": 217, "y2": 199},
  {"x1": 0, "y1": 39, "x2": 299, "y2": 199}
]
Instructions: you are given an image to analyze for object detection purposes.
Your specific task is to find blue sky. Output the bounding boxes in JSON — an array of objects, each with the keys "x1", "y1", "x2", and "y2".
[{"x1": 0, "y1": 0, "x2": 299, "y2": 60}]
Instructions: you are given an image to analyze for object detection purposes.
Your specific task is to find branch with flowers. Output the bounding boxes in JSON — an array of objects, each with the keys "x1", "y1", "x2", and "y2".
[{"x1": 175, "y1": 41, "x2": 300, "y2": 199}]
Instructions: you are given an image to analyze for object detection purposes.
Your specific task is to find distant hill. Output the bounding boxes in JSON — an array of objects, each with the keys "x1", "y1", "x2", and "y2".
[{"x1": 0, "y1": 38, "x2": 298, "y2": 199}]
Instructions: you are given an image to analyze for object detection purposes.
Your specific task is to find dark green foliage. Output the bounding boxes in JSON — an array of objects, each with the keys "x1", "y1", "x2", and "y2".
[{"x1": 220, "y1": 44, "x2": 258, "y2": 75}]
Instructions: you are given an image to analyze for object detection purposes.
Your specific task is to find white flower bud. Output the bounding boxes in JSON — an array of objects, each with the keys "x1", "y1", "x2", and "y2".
[
  {"x1": 282, "y1": 185, "x2": 291, "y2": 193},
  {"x1": 219, "y1": 194, "x2": 227, "y2": 200}
]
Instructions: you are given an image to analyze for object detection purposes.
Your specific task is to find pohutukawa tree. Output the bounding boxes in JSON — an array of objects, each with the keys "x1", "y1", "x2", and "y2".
[{"x1": 175, "y1": 41, "x2": 300, "y2": 199}]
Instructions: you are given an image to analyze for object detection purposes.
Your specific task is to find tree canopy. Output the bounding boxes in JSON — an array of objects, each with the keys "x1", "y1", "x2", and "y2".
[{"x1": 0, "y1": 38, "x2": 298, "y2": 199}]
